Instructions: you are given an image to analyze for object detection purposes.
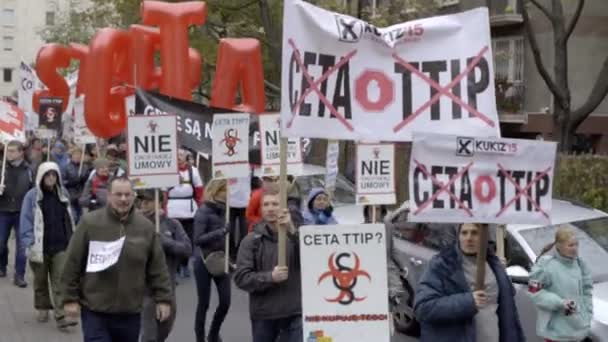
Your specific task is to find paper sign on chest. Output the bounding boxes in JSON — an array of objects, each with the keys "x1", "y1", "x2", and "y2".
[
  {"x1": 281, "y1": 1, "x2": 499, "y2": 142},
  {"x1": 409, "y1": 133, "x2": 557, "y2": 224},
  {"x1": 211, "y1": 113, "x2": 250, "y2": 179}
]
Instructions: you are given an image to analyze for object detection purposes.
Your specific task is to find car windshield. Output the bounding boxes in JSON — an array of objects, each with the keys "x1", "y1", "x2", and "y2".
[
  {"x1": 295, "y1": 174, "x2": 356, "y2": 206},
  {"x1": 519, "y1": 217, "x2": 608, "y2": 281}
]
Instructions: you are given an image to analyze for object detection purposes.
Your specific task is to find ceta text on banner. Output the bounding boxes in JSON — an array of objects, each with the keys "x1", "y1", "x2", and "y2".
[
  {"x1": 211, "y1": 113, "x2": 251, "y2": 179},
  {"x1": 280, "y1": 1, "x2": 500, "y2": 141},
  {"x1": 408, "y1": 133, "x2": 557, "y2": 225},
  {"x1": 300, "y1": 224, "x2": 390, "y2": 342}
]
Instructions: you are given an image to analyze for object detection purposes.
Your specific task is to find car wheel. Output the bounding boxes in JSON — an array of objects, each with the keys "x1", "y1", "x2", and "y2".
[{"x1": 391, "y1": 280, "x2": 420, "y2": 337}]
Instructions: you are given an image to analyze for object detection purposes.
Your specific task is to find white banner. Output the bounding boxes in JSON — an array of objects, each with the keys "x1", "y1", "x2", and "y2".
[
  {"x1": 325, "y1": 140, "x2": 340, "y2": 192},
  {"x1": 73, "y1": 96, "x2": 96, "y2": 144},
  {"x1": 259, "y1": 113, "x2": 303, "y2": 176},
  {"x1": 0, "y1": 100, "x2": 26, "y2": 143},
  {"x1": 300, "y1": 224, "x2": 389, "y2": 342},
  {"x1": 212, "y1": 113, "x2": 250, "y2": 179},
  {"x1": 409, "y1": 133, "x2": 557, "y2": 224},
  {"x1": 86, "y1": 237, "x2": 126, "y2": 273},
  {"x1": 18, "y1": 62, "x2": 37, "y2": 113},
  {"x1": 356, "y1": 143, "x2": 395, "y2": 205},
  {"x1": 127, "y1": 115, "x2": 179, "y2": 189},
  {"x1": 281, "y1": 2, "x2": 499, "y2": 142}
]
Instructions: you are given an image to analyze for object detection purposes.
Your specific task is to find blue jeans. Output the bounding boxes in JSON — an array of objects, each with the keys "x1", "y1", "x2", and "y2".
[
  {"x1": 0, "y1": 212, "x2": 26, "y2": 278},
  {"x1": 80, "y1": 307, "x2": 140, "y2": 342},
  {"x1": 193, "y1": 255, "x2": 231, "y2": 342},
  {"x1": 251, "y1": 315, "x2": 303, "y2": 342}
]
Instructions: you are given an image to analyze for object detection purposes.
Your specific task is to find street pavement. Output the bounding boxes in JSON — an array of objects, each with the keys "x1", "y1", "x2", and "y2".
[{"x1": 0, "y1": 245, "x2": 416, "y2": 342}]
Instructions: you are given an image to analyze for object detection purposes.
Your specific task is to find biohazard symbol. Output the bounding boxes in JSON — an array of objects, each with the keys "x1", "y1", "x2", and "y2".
[
  {"x1": 147, "y1": 120, "x2": 158, "y2": 133},
  {"x1": 220, "y1": 128, "x2": 241, "y2": 156},
  {"x1": 318, "y1": 252, "x2": 371, "y2": 305}
]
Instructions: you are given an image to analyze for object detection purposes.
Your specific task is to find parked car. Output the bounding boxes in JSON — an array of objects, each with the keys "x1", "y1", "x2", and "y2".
[
  {"x1": 253, "y1": 164, "x2": 364, "y2": 224},
  {"x1": 387, "y1": 199, "x2": 608, "y2": 341}
]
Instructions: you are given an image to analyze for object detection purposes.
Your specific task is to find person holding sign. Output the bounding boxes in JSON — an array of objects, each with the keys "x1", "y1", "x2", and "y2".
[
  {"x1": 60, "y1": 176, "x2": 172, "y2": 342},
  {"x1": 528, "y1": 227, "x2": 593, "y2": 342},
  {"x1": 192, "y1": 179, "x2": 232, "y2": 342},
  {"x1": 414, "y1": 223, "x2": 525, "y2": 342},
  {"x1": 19, "y1": 161, "x2": 76, "y2": 329},
  {"x1": 302, "y1": 188, "x2": 337, "y2": 225},
  {"x1": 137, "y1": 190, "x2": 192, "y2": 342},
  {"x1": 234, "y1": 185, "x2": 301, "y2": 342},
  {"x1": 0, "y1": 140, "x2": 33, "y2": 287}
]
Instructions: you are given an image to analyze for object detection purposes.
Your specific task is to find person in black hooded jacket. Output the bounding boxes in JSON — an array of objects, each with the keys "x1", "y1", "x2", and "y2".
[{"x1": 192, "y1": 179, "x2": 231, "y2": 342}]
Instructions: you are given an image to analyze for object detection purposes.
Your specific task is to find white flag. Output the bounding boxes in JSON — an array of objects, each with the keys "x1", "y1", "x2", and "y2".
[{"x1": 18, "y1": 62, "x2": 36, "y2": 113}]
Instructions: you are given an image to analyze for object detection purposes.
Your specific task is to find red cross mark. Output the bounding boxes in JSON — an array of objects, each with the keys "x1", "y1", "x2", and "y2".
[
  {"x1": 392, "y1": 46, "x2": 495, "y2": 133},
  {"x1": 286, "y1": 38, "x2": 357, "y2": 131},
  {"x1": 413, "y1": 159, "x2": 474, "y2": 217},
  {"x1": 495, "y1": 164, "x2": 552, "y2": 220}
]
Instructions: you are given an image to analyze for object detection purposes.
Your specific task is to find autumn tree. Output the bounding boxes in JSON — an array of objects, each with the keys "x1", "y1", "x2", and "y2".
[{"x1": 522, "y1": 0, "x2": 608, "y2": 151}]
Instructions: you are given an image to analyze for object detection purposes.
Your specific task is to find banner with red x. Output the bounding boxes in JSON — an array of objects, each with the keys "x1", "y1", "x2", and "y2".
[
  {"x1": 281, "y1": 1, "x2": 501, "y2": 142},
  {"x1": 409, "y1": 133, "x2": 557, "y2": 225}
]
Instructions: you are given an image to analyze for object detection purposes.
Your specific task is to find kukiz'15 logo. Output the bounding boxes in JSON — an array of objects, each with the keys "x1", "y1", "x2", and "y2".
[
  {"x1": 456, "y1": 137, "x2": 518, "y2": 157},
  {"x1": 335, "y1": 15, "x2": 363, "y2": 42}
]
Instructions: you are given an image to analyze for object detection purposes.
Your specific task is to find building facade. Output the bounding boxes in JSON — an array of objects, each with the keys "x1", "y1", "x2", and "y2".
[{"x1": 0, "y1": 0, "x2": 91, "y2": 99}]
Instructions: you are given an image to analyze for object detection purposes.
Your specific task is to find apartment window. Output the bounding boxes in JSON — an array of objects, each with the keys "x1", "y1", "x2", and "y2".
[
  {"x1": 2, "y1": 8, "x2": 15, "y2": 27},
  {"x1": 3, "y1": 36, "x2": 14, "y2": 51},
  {"x1": 493, "y1": 37, "x2": 525, "y2": 113},
  {"x1": 46, "y1": 11, "x2": 55, "y2": 25},
  {"x1": 3, "y1": 68, "x2": 12, "y2": 83},
  {"x1": 490, "y1": 0, "x2": 519, "y2": 16}
]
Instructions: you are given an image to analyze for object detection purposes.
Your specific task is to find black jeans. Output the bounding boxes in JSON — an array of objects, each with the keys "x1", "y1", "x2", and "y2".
[
  {"x1": 179, "y1": 219, "x2": 194, "y2": 270},
  {"x1": 229, "y1": 207, "x2": 247, "y2": 259},
  {"x1": 251, "y1": 315, "x2": 303, "y2": 342},
  {"x1": 80, "y1": 307, "x2": 140, "y2": 342},
  {"x1": 193, "y1": 254, "x2": 231, "y2": 342}
]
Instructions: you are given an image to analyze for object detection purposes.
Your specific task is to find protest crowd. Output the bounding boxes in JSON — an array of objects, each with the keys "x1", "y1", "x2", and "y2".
[{"x1": 0, "y1": 1, "x2": 603, "y2": 342}]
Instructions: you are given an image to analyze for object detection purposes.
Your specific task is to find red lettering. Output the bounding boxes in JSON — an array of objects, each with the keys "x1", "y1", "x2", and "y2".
[{"x1": 355, "y1": 70, "x2": 394, "y2": 112}]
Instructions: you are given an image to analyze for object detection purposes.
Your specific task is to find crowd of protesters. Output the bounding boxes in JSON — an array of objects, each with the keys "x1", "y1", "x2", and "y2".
[{"x1": 0, "y1": 135, "x2": 595, "y2": 342}]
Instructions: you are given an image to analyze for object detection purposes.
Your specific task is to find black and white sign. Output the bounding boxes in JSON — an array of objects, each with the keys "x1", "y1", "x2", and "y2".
[
  {"x1": 356, "y1": 143, "x2": 395, "y2": 205},
  {"x1": 127, "y1": 115, "x2": 179, "y2": 189},
  {"x1": 259, "y1": 113, "x2": 302, "y2": 176},
  {"x1": 409, "y1": 133, "x2": 557, "y2": 224}
]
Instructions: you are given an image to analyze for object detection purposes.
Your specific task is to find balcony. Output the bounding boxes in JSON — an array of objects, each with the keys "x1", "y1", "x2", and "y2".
[
  {"x1": 489, "y1": 0, "x2": 524, "y2": 27},
  {"x1": 496, "y1": 78, "x2": 527, "y2": 123}
]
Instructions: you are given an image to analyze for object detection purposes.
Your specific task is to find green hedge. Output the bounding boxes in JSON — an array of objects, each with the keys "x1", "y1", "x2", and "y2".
[{"x1": 555, "y1": 154, "x2": 608, "y2": 213}]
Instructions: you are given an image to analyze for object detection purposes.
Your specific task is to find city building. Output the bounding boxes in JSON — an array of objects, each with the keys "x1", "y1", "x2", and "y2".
[{"x1": 0, "y1": 0, "x2": 91, "y2": 99}]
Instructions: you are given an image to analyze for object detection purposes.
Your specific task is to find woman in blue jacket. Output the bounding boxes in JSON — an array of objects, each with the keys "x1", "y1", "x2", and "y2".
[
  {"x1": 302, "y1": 188, "x2": 337, "y2": 225},
  {"x1": 529, "y1": 227, "x2": 593, "y2": 342},
  {"x1": 414, "y1": 223, "x2": 525, "y2": 342}
]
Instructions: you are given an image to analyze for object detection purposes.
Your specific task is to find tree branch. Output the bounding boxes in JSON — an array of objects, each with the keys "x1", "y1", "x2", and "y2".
[
  {"x1": 264, "y1": 80, "x2": 280, "y2": 93},
  {"x1": 571, "y1": 56, "x2": 608, "y2": 129},
  {"x1": 528, "y1": 0, "x2": 556, "y2": 22},
  {"x1": 522, "y1": 3, "x2": 565, "y2": 102},
  {"x1": 565, "y1": 0, "x2": 585, "y2": 41}
]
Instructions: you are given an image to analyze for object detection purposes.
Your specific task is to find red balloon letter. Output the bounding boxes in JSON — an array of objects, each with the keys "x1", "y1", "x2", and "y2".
[
  {"x1": 141, "y1": 1, "x2": 207, "y2": 100},
  {"x1": 34, "y1": 44, "x2": 71, "y2": 112},
  {"x1": 210, "y1": 39, "x2": 266, "y2": 113},
  {"x1": 69, "y1": 43, "x2": 89, "y2": 97}
]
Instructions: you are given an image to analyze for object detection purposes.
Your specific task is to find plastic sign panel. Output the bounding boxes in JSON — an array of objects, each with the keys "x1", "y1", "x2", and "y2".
[
  {"x1": 356, "y1": 143, "x2": 396, "y2": 205},
  {"x1": 409, "y1": 133, "x2": 557, "y2": 224},
  {"x1": 300, "y1": 224, "x2": 389, "y2": 342},
  {"x1": 73, "y1": 96, "x2": 96, "y2": 145},
  {"x1": 127, "y1": 115, "x2": 179, "y2": 189},
  {"x1": 281, "y1": 2, "x2": 499, "y2": 142},
  {"x1": 0, "y1": 100, "x2": 25, "y2": 143},
  {"x1": 211, "y1": 113, "x2": 250, "y2": 179},
  {"x1": 259, "y1": 113, "x2": 303, "y2": 176},
  {"x1": 325, "y1": 140, "x2": 340, "y2": 192}
]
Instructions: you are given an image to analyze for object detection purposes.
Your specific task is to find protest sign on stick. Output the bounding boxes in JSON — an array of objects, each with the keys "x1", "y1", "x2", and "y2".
[
  {"x1": 300, "y1": 224, "x2": 390, "y2": 342},
  {"x1": 408, "y1": 133, "x2": 557, "y2": 225},
  {"x1": 211, "y1": 113, "x2": 250, "y2": 180},
  {"x1": 127, "y1": 115, "x2": 179, "y2": 189},
  {"x1": 281, "y1": 2, "x2": 499, "y2": 142},
  {"x1": 356, "y1": 143, "x2": 396, "y2": 206},
  {"x1": 259, "y1": 113, "x2": 302, "y2": 177}
]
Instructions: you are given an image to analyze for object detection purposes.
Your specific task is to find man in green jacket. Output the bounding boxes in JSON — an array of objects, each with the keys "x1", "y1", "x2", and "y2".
[{"x1": 60, "y1": 176, "x2": 172, "y2": 342}]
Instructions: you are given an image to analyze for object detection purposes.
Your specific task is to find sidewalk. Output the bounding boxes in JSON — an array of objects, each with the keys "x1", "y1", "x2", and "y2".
[{"x1": 0, "y1": 239, "x2": 81, "y2": 342}]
